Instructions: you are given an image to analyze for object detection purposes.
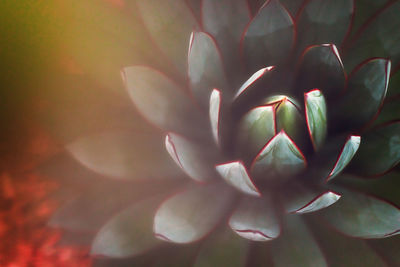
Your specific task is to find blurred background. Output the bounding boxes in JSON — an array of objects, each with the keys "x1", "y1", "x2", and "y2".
[{"x1": 0, "y1": 0, "x2": 166, "y2": 265}]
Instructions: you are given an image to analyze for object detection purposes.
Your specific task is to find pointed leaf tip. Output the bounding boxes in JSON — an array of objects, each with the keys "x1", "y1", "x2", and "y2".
[
  {"x1": 234, "y1": 66, "x2": 275, "y2": 99},
  {"x1": 209, "y1": 89, "x2": 222, "y2": 145},
  {"x1": 251, "y1": 131, "x2": 306, "y2": 181},
  {"x1": 327, "y1": 135, "x2": 361, "y2": 182},
  {"x1": 305, "y1": 89, "x2": 327, "y2": 151},
  {"x1": 216, "y1": 161, "x2": 261, "y2": 197},
  {"x1": 295, "y1": 191, "x2": 341, "y2": 214}
]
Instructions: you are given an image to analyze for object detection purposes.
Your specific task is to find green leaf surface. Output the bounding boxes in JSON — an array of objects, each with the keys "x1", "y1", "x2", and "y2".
[
  {"x1": 66, "y1": 131, "x2": 180, "y2": 179},
  {"x1": 91, "y1": 196, "x2": 163, "y2": 258},
  {"x1": 387, "y1": 69, "x2": 400, "y2": 97},
  {"x1": 335, "y1": 58, "x2": 391, "y2": 130},
  {"x1": 123, "y1": 66, "x2": 206, "y2": 138},
  {"x1": 188, "y1": 32, "x2": 229, "y2": 108},
  {"x1": 308, "y1": 217, "x2": 387, "y2": 267},
  {"x1": 349, "y1": 122, "x2": 400, "y2": 176},
  {"x1": 243, "y1": 0, "x2": 295, "y2": 72},
  {"x1": 320, "y1": 188, "x2": 400, "y2": 238},
  {"x1": 137, "y1": 0, "x2": 199, "y2": 74},
  {"x1": 270, "y1": 215, "x2": 328, "y2": 267},
  {"x1": 153, "y1": 184, "x2": 234, "y2": 244},
  {"x1": 251, "y1": 131, "x2": 306, "y2": 181},
  {"x1": 296, "y1": 0, "x2": 354, "y2": 53},
  {"x1": 304, "y1": 89, "x2": 327, "y2": 151},
  {"x1": 368, "y1": 235, "x2": 400, "y2": 266},
  {"x1": 165, "y1": 133, "x2": 218, "y2": 183},
  {"x1": 216, "y1": 161, "x2": 261, "y2": 197},
  {"x1": 194, "y1": 229, "x2": 249, "y2": 267},
  {"x1": 344, "y1": 1, "x2": 400, "y2": 71}
]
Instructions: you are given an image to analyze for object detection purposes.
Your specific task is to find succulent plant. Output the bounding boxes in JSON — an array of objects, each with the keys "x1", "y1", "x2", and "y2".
[{"x1": 49, "y1": 0, "x2": 400, "y2": 265}]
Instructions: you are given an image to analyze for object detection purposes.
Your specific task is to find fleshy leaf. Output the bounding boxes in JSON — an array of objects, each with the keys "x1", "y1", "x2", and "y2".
[
  {"x1": 270, "y1": 215, "x2": 328, "y2": 267},
  {"x1": 320, "y1": 189, "x2": 400, "y2": 238},
  {"x1": 251, "y1": 131, "x2": 306, "y2": 181},
  {"x1": 387, "y1": 69, "x2": 400, "y2": 97},
  {"x1": 326, "y1": 135, "x2": 361, "y2": 182},
  {"x1": 193, "y1": 229, "x2": 249, "y2": 267},
  {"x1": 297, "y1": 44, "x2": 346, "y2": 99},
  {"x1": 188, "y1": 32, "x2": 229, "y2": 108},
  {"x1": 274, "y1": 96, "x2": 305, "y2": 146},
  {"x1": 283, "y1": 184, "x2": 341, "y2": 214},
  {"x1": 91, "y1": 196, "x2": 164, "y2": 258},
  {"x1": 137, "y1": 0, "x2": 199, "y2": 74},
  {"x1": 309, "y1": 217, "x2": 388, "y2": 267},
  {"x1": 153, "y1": 184, "x2": 233, "y2": 244},
  {"x1": 229, "y1": 197, "x2": 280, "y2": 241},
  {"x1": 66, "y1": 131, "x2": 179, "y2": 179},
  {"x1": 216, "y1": 161, "x2": 261, "y2": 197},
  {"x1": 349, "y1": 122, "x2": 400, "y2": 176},
  {"x1": 243, "y1": 0, "x2": 295, "y2": 71},
  {"x1": 335, "y1": 58, "x2": 391, "y2": 130},
  {"x1": 305, "y1": 89, "x2": 327, "y2": 151},
  {"x1": 236, "y1": 105, "x2": 276, "y2": 161},
  {"x1": 122, "y1": 66, "x2": 205, "y2": 137},
  {"x1": 372, "y1": 99, "x2": 400, "y2": 126},
  {"x1": 209, "y1": 89, "x2": 222, "y2": 145},
  {"x1": 165, "y1": 133, "x2": 218, "y2": 183},
  {"x1": 344, "y1": 1, "x2": 400, "y2": 71},
  {"x1": 369, "y1": 235, "x2": 400, "y2": 266},
  {"x1": 49, "y1": 182, "x2": 158, "y2": 232},
  {"x1": 296, "y1": 0, "x2": 354, "y2": 52},
  {"x1": 202, "y1": 0, "x2": 250, "y2": 73}
]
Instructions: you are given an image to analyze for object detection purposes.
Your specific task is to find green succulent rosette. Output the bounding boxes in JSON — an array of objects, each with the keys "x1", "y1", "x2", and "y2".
[{"x1": 46, "y1": 0, "x2": 400, "y2": 266}]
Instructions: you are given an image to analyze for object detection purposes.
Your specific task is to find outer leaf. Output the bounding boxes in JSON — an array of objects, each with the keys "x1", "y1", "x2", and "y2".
[
  {"x1": 122, "y1": 66, "x2": 205, "y2": 137},
  {"x1": 49, "y1": 181, "x2": 175, "y2": 233},
  {"x1": 387, "y1": 69, "x2": 400, "y2": 97},
  {"x1": 349, "y1": 0, "x2": 389, "y2": 35},
  {"x1": 91, "y1": 196, "x2": 163, "y2": 258},
  {"x1": 345, "y1": 1, "x2": 400, "y2": 71},
  {"x1": 243, "y1": 0, "x2": 295, "y2": 71},
  {"x1": 336, "y1": 58, "x2": 391, "y2": 130},
  {"x1": 305, "y1": 89, "x2": 327, "y2": 151},
  {"x1": 66, "y1": 131, "x2": 179, "y2": 179},
  {"x1": 165, "y1": 133, "x2": 218, "y2": 183},
  {"x1": 369, "y1": 235, "x2": 400, "y2": 266},
  {"x1": 229, "y1": 197, "x2": 281, "y2": 241},
  {"x1": 309, "y1": 217, "x2": 388, "y2": 267},
  {"x1": 349, "y1": 122, "x2": 400, "y2": 176},
  {"x1": 251, "y1": 131, "x2": 306, "y2": 181},
  {"x1": 202, "y1": 0, "x2": 250, "y2": 74},
  {"x1": 216, "y1": 161, "x2": 261, "y2": 197},
  {"x1": 270, "y1": 215, "x2": 328, "y2": 267},
  {"x1": 137, "y1": 0, "x2": 199, "y2": 74},
  {"x1": 236, "y1": 105, "x2": 276, "y2": 161},
  {"x1": 296, "y1": 0, "x2": 354, "y2": 52},
  {"x1": 283, "y1": 184, "x2": 341, "y2": 214},
  {"x1": 153, "y1": 184, "x2": 234, "y2": 244},
  {"x1": 297, "y1": 44, "x2": 345, "y2": 99},
  {"x1": 372, "y1": 99, "x2": 400, "y2": 126},
  {"x1": 320, "y1": 189, "x2": 400, "y2": 238},
  {"x1": 194, "y1": 229, "x2": 249, "y2": 267},
  {"x1": 326, "y1": 135, "x2": 361, "y2": 182},
  {"x1": 188, "y1": 32, "x2": 229, "y2": 108}
]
